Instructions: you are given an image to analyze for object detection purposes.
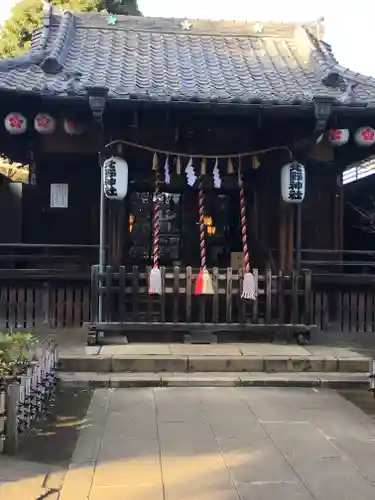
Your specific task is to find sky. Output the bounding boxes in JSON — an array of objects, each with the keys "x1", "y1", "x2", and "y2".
[{"x1": 0, "y1": 0, "x2": 374, "y2": 76}]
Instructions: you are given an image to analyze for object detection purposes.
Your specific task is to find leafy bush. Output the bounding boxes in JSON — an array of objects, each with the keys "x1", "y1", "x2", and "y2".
[{"x1": 0, "y1": 332, "x2": 36, "y2": 377}]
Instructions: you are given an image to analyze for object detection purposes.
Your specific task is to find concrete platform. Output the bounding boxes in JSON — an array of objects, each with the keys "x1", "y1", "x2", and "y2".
[
  {"x1": 57, "y1": 343, "x2": 372, "y2": 373},
  {"x1": 57, "y1": 372, "x2": 369, "y2": 389}
]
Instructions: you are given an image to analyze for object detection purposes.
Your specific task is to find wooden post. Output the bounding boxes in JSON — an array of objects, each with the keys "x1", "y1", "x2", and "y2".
[
  {"x1": 295, "y1": 204, "x2": 302, "y2": 271},
  {"x1": 279, "y1": 201, "x2": 287, "y2": 272},
  {"x1": 42, "y1": 281, "x2": 50, "y2": 325},
  {"x1": 252, "y1": 268, "x2": 259, "y2": 323},
  {"x1": 265, "y1": 267, "x2": 272, "y2": 324},
  {"x1": 304, "y1": 270, "x2": 312, "y2": 325},
  {"x1": 279, "y1": 202, "x2": 294, "y2": 274},
  {"x1": 5, "y1": 383, "x2": 19, "y2": 454},
  {"x1": 291, "y1": 269, "x2": 298, "y2": 324},
  {"x1": 105, "y1": 266, "x2": 113, "y2": 322},
  {"x1": 90, "y1": 265, "x2": 99, "y2": 323},
  {"x1": 333, "y1": 175, "x2": 343, "y2": 270},
  {"x1": 286, "y1": 206, "x2": 294, "y2": 275}
]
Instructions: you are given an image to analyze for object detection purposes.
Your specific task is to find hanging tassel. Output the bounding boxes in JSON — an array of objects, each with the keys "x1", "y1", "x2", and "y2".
[
  {"x1": 176, "y1": 156, "x2": 182, "y2": 175},
  {"x1": 238, "y1": 160, "x2": 256, "y2": 301},
  {"x1": 213, "y1": 158, "x2": 222, "y2": 188},
  {"x1": 149, "y1": 159, "x2": 162, "y2": 295},
  {"x1": 195, "y1": 179, "x2": 214, "y2": 295},
  {"x1": 185, "y1": 157, "x2": 197, "y2": 186},
  {"x1": 195, "y1": 268, "x2": 204, "y2": 295},
  {"x1": 201, "y1": 158, "x2": 207, "y2": 175},
  {"x1": 164, "y1": 155, "x2": 171, "y2": 185},
  {"x1": 252, "y1": 155, "x2": 260, "y2": 170},
  {"x1": 152, "y1": 152, "x2": 158, "y2": 171},
  {"x1": 149, "y1": 267, "x2": 162, "y2": 294},
  {"x1": 242, "y1": 271, "x2": 256, "y2": 300},
  {"x1": 227, "y1": 158, "x2": 234, "y2": 174}
]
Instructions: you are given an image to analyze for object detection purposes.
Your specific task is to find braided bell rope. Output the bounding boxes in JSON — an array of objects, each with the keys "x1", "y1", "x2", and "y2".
[
  {"x1": 152, "y1": 166, "x2": 161, "y2": 269},
  {"x1": 238, "y1": 162, "x2": 250, "y2": 274},
  {"x1": 198, "y1": 178, "x2": 206, "y2": 269}
]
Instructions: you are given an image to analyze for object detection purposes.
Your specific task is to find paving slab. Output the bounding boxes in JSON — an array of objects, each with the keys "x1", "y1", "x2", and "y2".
[
  {"x1": 236, "y1": 481, "x2": 315, "y2": 500},
  {"x1": 187, "y1": 355, "x2": 263, "y2": 372},
  {"x1": 101, "y1": 344, "x2": 172, "y2": 355},
  {"x1": 170, "y1": 344, "x2": 243, "y2": 356},
  {"x1": 111, "y1": 354, "x2": 188, "y2": 372},
  {"x1": 89, "y1": 485, "x2": 164, "y2": 500},
  {"x1": 306, "y1": 345, "x2": 368, "y2": 358},
  {"x1": 239, "y1": 343, "x2": 310, "y2": 356}
]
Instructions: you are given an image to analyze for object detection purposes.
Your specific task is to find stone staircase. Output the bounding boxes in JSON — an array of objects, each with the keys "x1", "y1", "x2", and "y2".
[{"x1": 56, "y1": 343, "x2": 372, "y2": 389}]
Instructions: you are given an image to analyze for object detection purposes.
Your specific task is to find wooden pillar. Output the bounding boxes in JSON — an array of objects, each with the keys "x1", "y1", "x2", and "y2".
[
  {"x1": 286, "y1": 205, "x2": 294, "y2": 274},
  {"x1": 107, "y1": 201, "x2": 125, "y2": 268},
  {"x1": 333, "y1": 175, "x2": 343, "y2": 251},
  {"x1": 279, "y1": 200, "x2": 287, "y2": 272},
  {"x1": 279, "y1": 202, "x2": 294, "y2": 273},
  {"x1": 251, "y1": 190, "x2": 259, "y2": 240},
  {"x1": 295, "y1": 204, "x2": 302, "y2": 270}
]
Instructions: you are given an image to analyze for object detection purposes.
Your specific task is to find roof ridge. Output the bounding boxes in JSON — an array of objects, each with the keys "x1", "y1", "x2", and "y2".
[
  {"x1": 40, "y1": 11, "x2": 75, "y2": 74},
  {"x1": 71, "y1": 11, "x2": 323, "y2": 38}
]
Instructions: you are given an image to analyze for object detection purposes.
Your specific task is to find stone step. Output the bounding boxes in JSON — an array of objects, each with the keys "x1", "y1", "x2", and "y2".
[
  {"x1": 57, "y1": 371, "x2": 370, "y2": 389},
  {"x1": 58, "y1": 354, "x2": 371, "y2": 373}
]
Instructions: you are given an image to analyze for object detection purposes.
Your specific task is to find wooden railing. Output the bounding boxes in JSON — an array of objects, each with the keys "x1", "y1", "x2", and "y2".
[
  {"x1": 268, "y1": 248, "x2": 375, "y2": 274},
  {"x1": 312, "y1": 274, "x2": 375, "y2": 332},
  {"x1": 0, "y1": 269, "x2": 90, "y2": 329},
  {"x1": 0, "y1": 244, "x2": 100, "y2": 270},
  {"x1": 90, "y1": 266, "x2": 313, "y2": 326},
  {"x1": 1, "y1": 266, "x2": 375, "y2": 333}
]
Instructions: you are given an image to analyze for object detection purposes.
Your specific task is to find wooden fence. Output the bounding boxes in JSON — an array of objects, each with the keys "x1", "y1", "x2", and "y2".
[
  {"x1": 0, "y1": 269, "x2": 90, "y2": 329},
  {"x1": 312, "y1": 274, "x2": 375, "y2": 332},
  {"x1": 1, "y1": 267, "x2": 375, "y2": 332},
  {"x1": 90, "y1": 266, "x2": 313, "y2": 326}
]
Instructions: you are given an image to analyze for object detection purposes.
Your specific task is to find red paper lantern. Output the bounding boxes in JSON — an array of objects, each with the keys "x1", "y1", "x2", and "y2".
[
  {"x1": 34, "y1": 113, "x2": 56, "y2": 134},
  {"x1": 63, "y1": 118, "x2": 85, "y2": 136},
  {"x1": 354, "y1": 127, "x2": 375, "y2": 147},
  {"x1": 328, "y1": 128, "x2": 349, "y2": 147},
  {"x1": 4, "y1": 112, "x2": 27, "y2": 135}
]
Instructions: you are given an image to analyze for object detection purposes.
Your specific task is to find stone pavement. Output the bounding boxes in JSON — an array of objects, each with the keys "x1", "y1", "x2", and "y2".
[{"x1": 1, "y1": 386, "x2": 367, "y2": 500}]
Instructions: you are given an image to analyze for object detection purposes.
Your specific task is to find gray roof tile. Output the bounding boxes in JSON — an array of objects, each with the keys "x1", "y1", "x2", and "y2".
[{"x1": 0, "y1": 8, "x2": 375, "y2": 106}]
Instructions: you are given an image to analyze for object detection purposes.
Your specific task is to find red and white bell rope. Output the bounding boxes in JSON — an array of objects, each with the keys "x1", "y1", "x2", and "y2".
[
  {"x1": 148, "y1": 156, "x2": 162, "y2": 295},
  {"x1": 195, "y1": 161, "x2": 214, "y2": 295},
  {"x1": 238, "y1": 161, "x2": 256, "y2": 300}
]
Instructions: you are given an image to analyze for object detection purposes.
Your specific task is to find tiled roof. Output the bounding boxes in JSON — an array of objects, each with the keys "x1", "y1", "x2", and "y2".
[{"x1": 1, "y1": 7, "x2": 375, "y2": 106}]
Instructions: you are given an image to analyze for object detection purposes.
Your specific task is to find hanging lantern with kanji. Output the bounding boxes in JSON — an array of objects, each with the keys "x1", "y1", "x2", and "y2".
[
  {"x1": 354, "y1": 126, "x2": 375, "y2": 147},
  {"x1": 281, "y1": 162, "x2": 306, "y2": 203},
  {"x1": 63, "y1": 118, "x2": 85, "y2": 136},
  {"x1": 328, "y1": 128, "x2": 349, "y2": 147},
  {"x1": 103, "y1": 156, "x2": 129, "y2": 200},
  {"x1": 4, "y1": 112, "x2": 27, "y2": 135},
  {"x1": 34, "y1": 113, "x2": 56, "y2": 134}
]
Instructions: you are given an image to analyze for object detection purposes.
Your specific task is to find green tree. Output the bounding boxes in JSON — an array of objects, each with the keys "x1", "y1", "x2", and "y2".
[
  {"x1": 0, "y1": 0, "x2": 105, "y2": 59},
  {"x1": 105, "y1": 1, "x2": 141, "y2": 15}
]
